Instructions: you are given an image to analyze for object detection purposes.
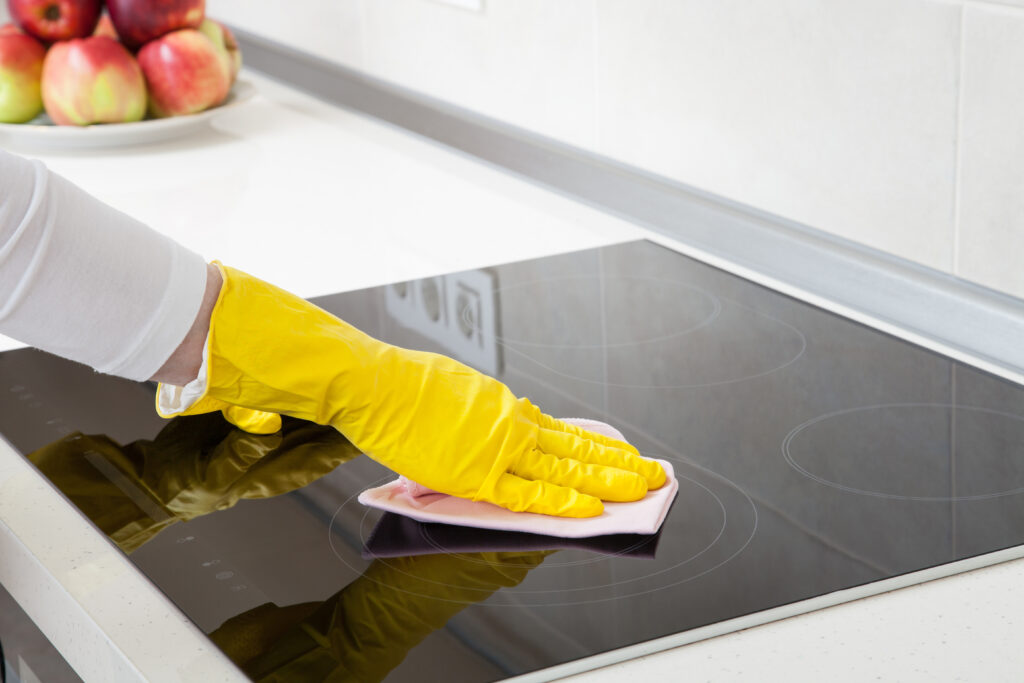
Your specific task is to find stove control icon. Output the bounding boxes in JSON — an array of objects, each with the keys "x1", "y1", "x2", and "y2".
[{"x1": 385, "y1": 269, "x2": 500, "y2": 376}]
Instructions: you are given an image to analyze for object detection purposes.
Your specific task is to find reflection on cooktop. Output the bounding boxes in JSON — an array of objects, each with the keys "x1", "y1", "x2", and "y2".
[
  {"x1": 490, "y1": 274, "x2": 806, "y2": 389},
  {"x1": 361, "y1": 512, "x2": 666, "y2": 560},
  {"x1": 331, "y1": 455, "x2": 756, "y2": 608},
  {"x1": 4, "y1": 239, "x2": 1024, "y2": 682}
]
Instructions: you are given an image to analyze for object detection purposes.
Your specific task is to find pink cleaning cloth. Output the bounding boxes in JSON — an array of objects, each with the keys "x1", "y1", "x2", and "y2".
[{"x1": 358, "y1": 419, "x2": 678, "y2": 538}]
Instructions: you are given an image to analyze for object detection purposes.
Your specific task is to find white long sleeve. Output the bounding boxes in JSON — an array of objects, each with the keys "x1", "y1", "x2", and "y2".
[{"x1": 0, "y1": 148, "x2": 208, "y2": 381}]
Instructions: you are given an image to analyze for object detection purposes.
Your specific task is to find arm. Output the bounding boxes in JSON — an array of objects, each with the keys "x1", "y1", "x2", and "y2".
[{"x1": 0, "y1": 148, "x2": 208, "y2": 382}]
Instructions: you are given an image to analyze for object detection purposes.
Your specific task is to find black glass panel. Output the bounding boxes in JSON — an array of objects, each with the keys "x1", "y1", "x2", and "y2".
[{"x1": 3, "y1": 240, "x2": 1024, "y2": 681}]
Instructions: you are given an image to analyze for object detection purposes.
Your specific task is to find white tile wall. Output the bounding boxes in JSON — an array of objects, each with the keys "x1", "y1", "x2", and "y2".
[
  {"x1": 595, "y1": 0, "x2": 961, "y2": 273},
  {"x1": 81, "y1": 1, "x2": 1024, "y2": 300},
  {"x1": 956, "y1": 5, "x2": 1024, "y2": 299},
  {"x1": 0, "y1": 3, "x2": 9, "y2": 24},
  {"x1": 361, "y1": 0, "x2": 598, "y2": 149},
  {"x1": 206, "y1": 0, "x2": 364, "y2": 69}
]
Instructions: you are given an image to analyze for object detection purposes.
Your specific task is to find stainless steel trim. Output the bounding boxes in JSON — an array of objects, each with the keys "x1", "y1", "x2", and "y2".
[
  {"x1": 506, "y1": 542, "x2": 1024, "y2": 682},
  {"x1": 233, "y1": 27, "x2": 1024, "y2": 379}
]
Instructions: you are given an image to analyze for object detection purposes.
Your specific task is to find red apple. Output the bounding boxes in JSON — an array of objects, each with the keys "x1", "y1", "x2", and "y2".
[
  {"x1": 199, "y1": 18, "x2": 240, "y2": 83},
  {"x1": 7, "y1": 0, "x2": 101, "y2": 42},
  {"x1": 0, "y1": 23, "x2": 23, "y2": 35},
  {"x1": 106, "y1": 0, "x2": 204, "y2": 50},
  {"x1": 91, "y1": 13, "x2": 117, "y2": 39},
  {"x1": 137, "y1": 27, "x2": 229, "y2": 117},
  {"x1": 0, "y1": 29, "x2": 45, "y2": 122},
  {"x1": 42, "y1": 36, "x2": 146, "y2": 125}
]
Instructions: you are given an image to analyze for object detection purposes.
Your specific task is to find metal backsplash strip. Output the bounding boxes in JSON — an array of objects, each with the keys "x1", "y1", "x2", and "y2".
[{"x1": 234, "y1": 29, "x2": 1024, "y2": 378}]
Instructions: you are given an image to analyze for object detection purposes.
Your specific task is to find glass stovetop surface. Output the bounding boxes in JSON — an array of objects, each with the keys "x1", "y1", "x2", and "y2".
[{"x1": 3, "y1": 240, "x2": 1024, "y2": 681}]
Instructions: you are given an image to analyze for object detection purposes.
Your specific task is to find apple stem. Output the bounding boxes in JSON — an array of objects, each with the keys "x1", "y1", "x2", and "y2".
[{"x1": 44, "y1": 4, "x2": 61, "y2": 21}]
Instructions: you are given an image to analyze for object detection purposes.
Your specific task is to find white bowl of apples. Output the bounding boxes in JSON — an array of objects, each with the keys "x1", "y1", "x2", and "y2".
[{"x1": 0, "y1": 0, "x2": 254, "y2": 148}]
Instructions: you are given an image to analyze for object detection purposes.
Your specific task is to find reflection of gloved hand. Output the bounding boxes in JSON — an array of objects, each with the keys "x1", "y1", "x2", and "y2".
[
  {"x1": 157, "y1": 263, "x2": 665, "y2": 518},
  {"x1": 28, "y1": 415, "x2": 361, "y2": 553},
  {"x1": 212, "y1": 550, "x2": 553, "y2": 682},
  {"x1": 149, "y1": 415, "x2": 362, "y2": 517}
]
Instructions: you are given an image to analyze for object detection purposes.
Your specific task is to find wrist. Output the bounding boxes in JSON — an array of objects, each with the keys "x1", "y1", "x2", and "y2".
[{"x1": 149, "y1": 263, "x2": 222, "y2": 385}]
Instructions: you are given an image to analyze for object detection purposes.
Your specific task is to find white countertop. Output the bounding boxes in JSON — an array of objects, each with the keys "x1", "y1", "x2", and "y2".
[{"x1": 2, "y1": 71, "x2": 1024, "y2": 682}]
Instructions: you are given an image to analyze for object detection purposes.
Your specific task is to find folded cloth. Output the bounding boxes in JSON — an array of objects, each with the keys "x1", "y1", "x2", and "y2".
[
  {"x1": 358, "y1": 419, "x2": 678, "y2": 539},
  {"x1": 362, "y1": 511, "x2": 665, "y2": 559}
]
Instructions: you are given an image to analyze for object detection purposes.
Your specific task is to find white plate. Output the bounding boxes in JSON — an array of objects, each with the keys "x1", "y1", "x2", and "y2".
[{"x1": 0, "y1": 80, "x2": 256, "y2": 149}]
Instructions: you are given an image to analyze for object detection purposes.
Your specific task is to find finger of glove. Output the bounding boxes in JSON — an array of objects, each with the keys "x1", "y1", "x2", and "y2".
[
  {"x1": 488, "y1": 473, "x2": 604, "y2": 518},
  {"x1": 537, "y1": 413, "x2": 641, "y2": 456},
  {"x1": 512, "y1": 448, "x2": 647, "y2": 502},
  {"x1": 536, "y1": 427, "x2": 667, "y2": 490}
]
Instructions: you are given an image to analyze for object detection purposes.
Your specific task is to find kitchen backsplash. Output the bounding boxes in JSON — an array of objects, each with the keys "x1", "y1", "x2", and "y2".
[{"x1": 204, "y1": 0, "x2": 1024, "y2": 302}]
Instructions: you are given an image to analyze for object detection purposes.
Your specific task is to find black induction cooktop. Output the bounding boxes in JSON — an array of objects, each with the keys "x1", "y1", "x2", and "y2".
[{"x1": 3, "y1": 239, "x2": 1024, "y2": 682}]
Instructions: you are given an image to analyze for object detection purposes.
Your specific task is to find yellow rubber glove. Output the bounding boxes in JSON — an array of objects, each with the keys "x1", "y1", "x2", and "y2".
[
  {"x1": 159, "y1": 385, "x2": 282, "y2": 435},
  {"x1": 157, "y1": 263, "x2": 666, "y2": 517},
  {"x1": 221, "y1": 404, "x2": 282, "y2": 435}
]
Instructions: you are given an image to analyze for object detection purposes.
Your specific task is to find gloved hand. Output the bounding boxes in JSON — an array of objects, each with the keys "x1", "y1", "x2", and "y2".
[{"x1": 157, "y1": 263, "x2": 666, "y2": 518}]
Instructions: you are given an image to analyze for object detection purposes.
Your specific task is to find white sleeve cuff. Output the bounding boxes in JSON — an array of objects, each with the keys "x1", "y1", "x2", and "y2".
[{"x1": 157, "y1": 337, "x2": 210, "y2": 414}]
